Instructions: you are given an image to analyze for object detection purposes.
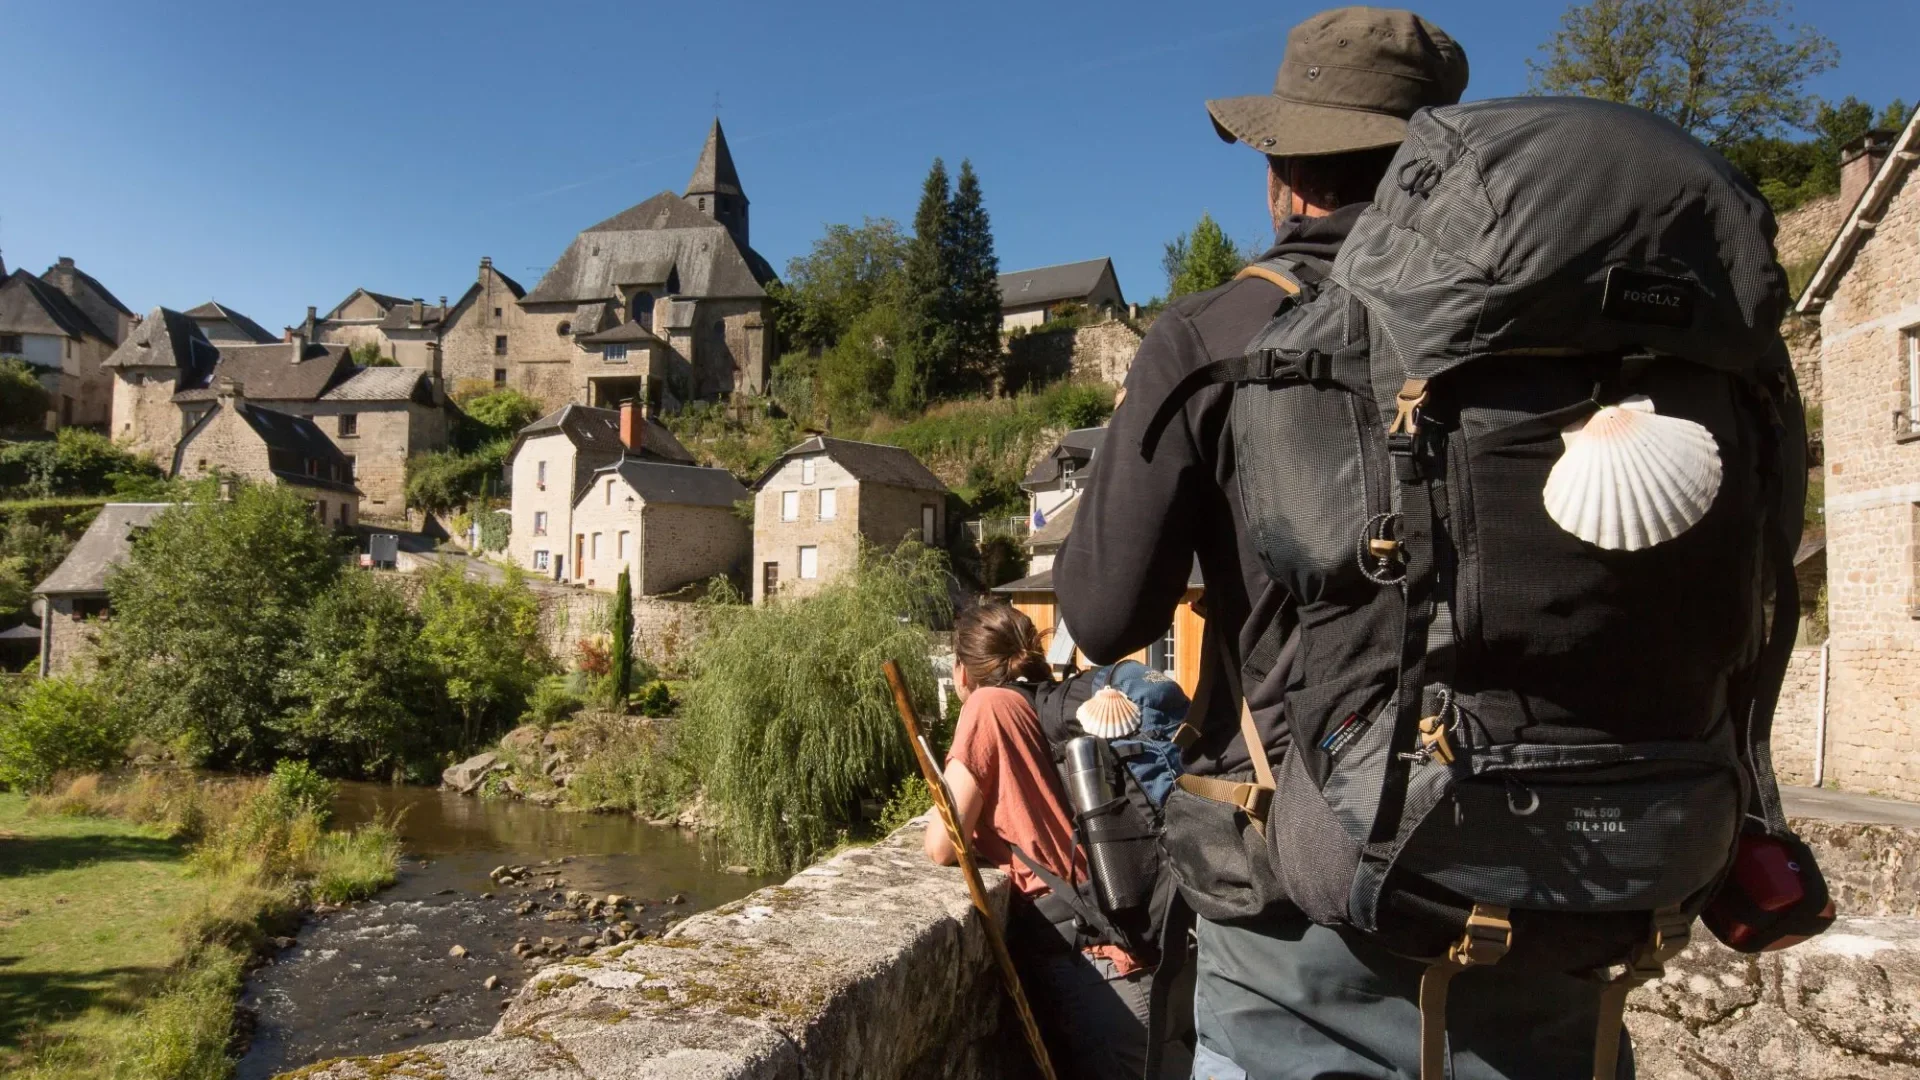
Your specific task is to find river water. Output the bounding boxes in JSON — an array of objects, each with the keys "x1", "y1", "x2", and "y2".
[{"x1": 234, "y1": 781, "x2": 772, "y2": 1080}]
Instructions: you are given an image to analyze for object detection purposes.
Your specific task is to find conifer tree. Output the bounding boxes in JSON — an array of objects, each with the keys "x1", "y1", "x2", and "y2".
[
  {"x1": 896, "y1": 158, "x2": 953, "y2": 414},
  {"x1": 610, "y1": 567, "x2": 634, "y2": 711},
  {"x1": 945, "y1": 160, "x2": 1001, "y2": 398},
  {"x1": 1163, "y1": 212, "x2": 1245, "y2": 299}
]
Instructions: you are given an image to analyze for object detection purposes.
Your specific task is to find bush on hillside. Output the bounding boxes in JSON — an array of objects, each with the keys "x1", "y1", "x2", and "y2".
[
  {"x1": 405, "y1": 441, "x2": 508, "y2": 514},
  {"x1": 0, "y1": 428, "x2": 166, "y2": 499},
  {"x1": 461, "y1": 389, "x2": 545, "y2": 441},
  {"x1": 418, "y1": 564, "x2": 549, "y2": 747},
  {"x1": 96, "y1": 482, "x2": 343, "y2": 768},
  {"x1": 0, "y1": 677, "x2": 126, "y2": 791},
  {"x1": 0, "y1": 359, "x2": 51, "y2": 432},
  {"x1": 677, "y1": 542, "x2": 948, "y2": 872}
]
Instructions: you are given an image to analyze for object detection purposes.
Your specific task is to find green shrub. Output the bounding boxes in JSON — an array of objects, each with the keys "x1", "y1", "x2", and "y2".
[
  {"x1": 876, "y1": 774, "x2": 932, "y2": 835},
  {"x1": 405, "y1": 442, "x2": 509, "y2": 514},
  {"x1": 262, "y1": 759, "x2": 336, "y2": 824},
  {"x1": 632, "y1": 679, "x2": 674, "y2": 717},
  {"x1": 461, "y1": 389, "x2": 545, "y2": 441},
  {"x1": 309, "y1": 820, "x2": 402, "y2": 902},
  {"x1": 0, "y1": 677, "x2": 126, "y2": 791},
  {"x1": 561, "y1": 716, "x2": 695, "y2": 819},
  {"x1": 524, "y1": 675, "x2": 587, "y2": 727},
  {"x1": 677, "y1": 542, "x2": 947, "y2": 872},
  {"x1": 0, "y1": 359, "x2": 51, "y2": 432},
  {"x1": 418, "y1": 564, "x2": 550, "y2": 746},
  {"x1": 0, "y1": 428, "x2": 166, "y2": 499}
]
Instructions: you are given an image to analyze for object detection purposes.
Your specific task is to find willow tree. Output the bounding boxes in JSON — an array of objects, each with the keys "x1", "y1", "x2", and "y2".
[{"x1": 678, "y1": 543, "x2": 949, "y2": 872}]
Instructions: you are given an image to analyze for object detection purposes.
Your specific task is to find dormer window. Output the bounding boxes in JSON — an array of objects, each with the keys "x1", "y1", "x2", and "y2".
[{"x1": 605, "y1": 344, "x2": 628, "y2": 362}]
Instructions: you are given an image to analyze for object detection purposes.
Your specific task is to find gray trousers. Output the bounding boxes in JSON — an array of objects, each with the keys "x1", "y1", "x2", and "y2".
[
  {"x1": 1019, "y1": 948, "x2": 1153, "y2": 1080},
  {"x1": 1191, "y1": 912, "x2": 1631, "y2": 1080}
]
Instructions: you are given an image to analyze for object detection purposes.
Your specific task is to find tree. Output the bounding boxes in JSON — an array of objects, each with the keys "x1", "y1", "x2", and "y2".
[
  {"x1": 610, "y1": 567, "x2": 633, "y2": 710},
  {"x1": 1529, "y1": 0, "x2": 1839, "y2": 146},
  {"x1": 1163, "y1": 213, "x2": 1245, "y2": 300},
  {"x1": 821, "y1": 303, "x2": 908, "y2": 422},
  {"x1": 96, "y1": 483, "x2": 344, "y2": 767},
  {"x1": 405, "y1": 442, "x2": 509, "y2": 515},
  {"x1": 0, "y1": 360, "x2": 50, "y2": 433},
  {"x1": 897, "y1": 159, "x2": 956, "y2": 415},
  {"x1": 0, "y1": 428, "x2": 165, "y2": 499},
  {"x1": 944, "y1": 161, "x2": 1002, "y2": 398},
  {"x1": 777, "y1": 219, "x2": 912, "y2": 352},
  {"x1": 678, "y1": 542, "x2": 949, "y2": 871},
  {"x1": 461, "y1": 389, "x2": 544, "y2": 441},
  {"x1": 0, "y1": 677, "x2": 124, "y2": 791},
  {"x1": 277, "y1": 570, "x2": 442, "y2": 779},
  {"x1": 1724, "y1": 96, "x2": 1913, "y2": 210},
  {"x1": 417, "y1": 564, "x2": 548, "y2": 748},
  {"x1": 349, "y1": 341, "x2": 397, "y2": 367}
]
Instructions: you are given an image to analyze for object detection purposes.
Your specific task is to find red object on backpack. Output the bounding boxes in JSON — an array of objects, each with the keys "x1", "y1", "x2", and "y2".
[{"x1": 1704, "y1": 832, "x2": 1836, "y2": 952}]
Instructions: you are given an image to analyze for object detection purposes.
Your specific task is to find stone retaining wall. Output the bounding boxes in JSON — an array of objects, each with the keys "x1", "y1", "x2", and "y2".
[
  {"x1": 1775, "y1": 645, "x2": 1825, "y2": 785},
  {"x1": 283, "y1": 820, "x2": 1920, "y2": 1080},
  {"x1": 535, "y1": 587, "x2": 709, "y2": 675}
]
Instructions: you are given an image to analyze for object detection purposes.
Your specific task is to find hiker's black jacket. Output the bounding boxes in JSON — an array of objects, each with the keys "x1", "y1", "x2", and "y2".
[{"x1": 1055, "y1": 206, "x2": 1360, "y2": 779}]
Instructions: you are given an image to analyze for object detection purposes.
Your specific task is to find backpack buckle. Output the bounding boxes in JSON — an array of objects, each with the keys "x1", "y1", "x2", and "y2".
[
  {"x1": 1389, "y1": 379, "x2": 1430, "y2": 438},
  {"x1": 1248, "y1": 349, "x2": 1277, "y2": 382},
  {"x1": 1450, "y1": 903, "x2": 1513, "y2": 968}
]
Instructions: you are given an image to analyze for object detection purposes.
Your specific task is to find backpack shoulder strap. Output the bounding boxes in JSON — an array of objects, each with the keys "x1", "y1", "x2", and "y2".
[{"x1": 1235, "y1": 257, "x2": 1307, "y2": 295}]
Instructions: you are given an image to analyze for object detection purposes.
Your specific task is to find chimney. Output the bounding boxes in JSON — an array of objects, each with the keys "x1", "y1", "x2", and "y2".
[
  {"x1": 303, "y1": 305, "x2": 317, "y2": 343},
  {"x1": 619, "y1": 397, "x2": 644, "y2": 456},
  {"x1": 427, "y1": 341, "x2": 444, "y2": 390},
  {"x1": 56, "y1": 256, "x2": 74, "y2": 270},
  {"x1": 215, "y1": 375, "x2": 244, "y2": 409},
  {"x1": 480, "y1": 255, "x2": 493, "y2": 274},
  {"x1": 412, "y1": 297, "x2": 424, "y2": 323},
  {"x1": 1840, "y1": 129, "x2": 1897, "y2": 210}
]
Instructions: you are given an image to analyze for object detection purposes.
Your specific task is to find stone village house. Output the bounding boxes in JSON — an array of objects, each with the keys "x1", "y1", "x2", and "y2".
[
  {"x1": 106, "y1": 309, "x2": 450, "y2": 517},
  {"x1": 171, "y1": 378, "x2": 360, "y2": 529},
  {"x1": 750, "y1": 436, "x2": 947, "y2": 604},
  {"x1": 312, "y1": 120, "x2": 776, "y2": 415},
  {"x1": 997, "y1": 257, "x2": 1126, "y2": 332},
  {"x1": 1789, "y1": 106, "x2": 1920, "y2": 801},
  {"x1": 568, "y1": 447, "x2": 750, "y2": 596},
  {"x1": 33, "y1": 502, "x2": 169, "y2": 676},
  {"x1": 0, "y1": 256, "x2": 133, "y2": 429},
  {"x1": 505, "y1": 401, "x2": 696, "y2": 582}
]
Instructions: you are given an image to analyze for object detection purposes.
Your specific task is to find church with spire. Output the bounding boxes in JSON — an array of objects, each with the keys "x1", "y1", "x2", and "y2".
[{"x1": 424, "y1": 119, "x2": 778, "y2": 413}]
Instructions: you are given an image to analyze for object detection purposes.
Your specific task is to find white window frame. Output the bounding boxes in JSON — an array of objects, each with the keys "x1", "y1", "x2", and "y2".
[
  {"x1": 533, "y1": 510, "x2": 548, "y2": 536},
  {"x1": 605, "y1": 343, "x2": 629, "y2": 362},
  {"x1": 818, "y1": 487, "x2": 837, "y2": 521},
  {"x1": 536, "y1": 460, "x2": 547, "y2": 490},
  {"x1": 801, "y1": 458, "x2": 816, "y2": 485},
  {"x1": 798, "y1": 545, "x2": 819, "y2": 580},
  {"x1": 781, "y1": 490, "x2": 799, "y2": 521},
  {"x1": 534, "y1": 549, "x2": 550, "y2": 571},
  {"x1": 1903, "y1": 326, "x2": 1920, "y2": 437}
]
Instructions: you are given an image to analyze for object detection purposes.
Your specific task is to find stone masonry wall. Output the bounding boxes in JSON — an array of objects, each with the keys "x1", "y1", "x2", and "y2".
[
  {"x1": 752, "y1": 456, "x2": 862, "y2": 604},
  {"x1": 285, "y1": 820, "x2": 1920, "y2": 1080},
  {"x1": 639, "y1": 501, "x2": 748, "y2": 597},
  {"x1": 1774, "y1": 645, "x2": 1825, "y2": 785},
  {"x1": 534, "y1": 587, "x2": 710, "y2": 675},
  {"x1": 1002, "y1": 318, "x2": 1145, "y2": 391},
  {"x1": 1813, "y1": 157, "x2": 1920, "y2": 801}
]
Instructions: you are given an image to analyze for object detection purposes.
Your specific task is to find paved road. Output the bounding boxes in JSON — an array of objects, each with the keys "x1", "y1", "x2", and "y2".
[{"x1": 1783, "y1": 785, "x2": 1920, "y2": 828}]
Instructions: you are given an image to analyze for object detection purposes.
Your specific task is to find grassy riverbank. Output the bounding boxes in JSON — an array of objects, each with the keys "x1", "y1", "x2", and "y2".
[{"x1": 0, "y1": 769, "x2": 400, "y2": 1080}]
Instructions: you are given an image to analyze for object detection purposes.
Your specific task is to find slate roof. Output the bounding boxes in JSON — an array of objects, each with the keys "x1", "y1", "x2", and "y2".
[
  {"x1": 0, "y1": 269, "x2": 111, "y2": 344},
  {"x1": 40, "y1": 260, "x2": 131, "y2": 341},
  {"x1": 1021, "y1": 426, "x2": 1107, "y2": 489},
  {"x1": 580, "y1": 322, "x2": 662, "y2": 345},
  {"x1": 103, "y1": 308, "x2": 222, "y2": 387},
  {"x1": 323, "y1": 289, "x2": 409, "y2": 321},
  {"x1": 377, "y1": 302, "x2": 450, "y2": 331},
  {"x1": 508, "y1": 403, "x2": 694, "y2": 467},
  {"x1": 685, "y1": 119, "x2": 745, "y2": 199},
  {"x1": 757, "y1": 436, "x2": 946, "y2": 493},
  {"x1": 1799, "y1": 113, "x2": 1920, "y2": 313},
  {"x1": 172, "y1": 341, "x2": 356, "y2": 402},
  {"x1": 35, "y1": 503, "x2": 172, "y2": 595},
  {"x1": 522, "y1": 191, "x2": 776, "y2": 305},
  {"x1": 996, "y1": 258, "x2": 1119, "y2": 311},
  {"x1": 1030, "y1": 493, "x2": 1079, "y2": 548},
  {"x1": 183, "y1": 301, "x2": 277, "y2": 344},
  {"x1": 321, "y1": 366, "x2": 436, "y2": 404},
  {"x1": 586, "y1": 457, "x2": 747, "y2": 510}
]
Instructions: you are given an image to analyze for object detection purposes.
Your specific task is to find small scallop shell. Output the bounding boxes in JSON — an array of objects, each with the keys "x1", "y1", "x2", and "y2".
[
  {"x1": 1076, "y1": 687, "x2": 1141, "y2": 739},
  {"x1": 1542, "y1": 395, "x2": 1722, "y2": 551}
]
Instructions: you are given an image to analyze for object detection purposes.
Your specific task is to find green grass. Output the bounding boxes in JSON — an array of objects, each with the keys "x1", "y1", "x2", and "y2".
[{"x1": 0, "y1": 792, "x2": 220, "y2": 1078}]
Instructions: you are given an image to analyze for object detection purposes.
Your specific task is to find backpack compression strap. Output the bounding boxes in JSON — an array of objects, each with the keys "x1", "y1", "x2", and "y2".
[
  {"x1": 1140, "y1": 341, "x2": 1365, "y2": 462},
  {"x1": 1171, "y1": 619, "x2": 1278, "y2": 829}
]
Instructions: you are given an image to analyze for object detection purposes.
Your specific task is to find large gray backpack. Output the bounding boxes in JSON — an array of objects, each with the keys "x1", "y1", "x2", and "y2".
[{"x1": 1145, "y1": 97, "x2": 1810, "y2": 1079}]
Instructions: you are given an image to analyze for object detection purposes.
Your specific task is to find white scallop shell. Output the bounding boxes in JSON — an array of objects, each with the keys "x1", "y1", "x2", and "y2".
[
  {"x1": 1542, "y1": 395, "x2": 1722, "y2": 552},
  {"x1": 1075, "y1": 686, "x2": 1141, "y2": 739}
]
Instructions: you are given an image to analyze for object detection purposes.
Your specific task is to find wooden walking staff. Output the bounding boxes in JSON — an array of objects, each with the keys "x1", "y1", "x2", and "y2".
[{"x1": 882, "y1": 660, "x2": 1059, "y2": 1080}]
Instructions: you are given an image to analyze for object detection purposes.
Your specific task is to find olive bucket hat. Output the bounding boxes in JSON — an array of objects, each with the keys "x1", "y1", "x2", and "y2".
[{"x1": 1207, "y1": 6, "x2": 1469, "y2": 157}]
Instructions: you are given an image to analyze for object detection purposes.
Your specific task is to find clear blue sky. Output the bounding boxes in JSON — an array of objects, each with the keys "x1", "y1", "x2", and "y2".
[{"x1": 3, "y1": 0, "x2": 1914, "y2": 329}]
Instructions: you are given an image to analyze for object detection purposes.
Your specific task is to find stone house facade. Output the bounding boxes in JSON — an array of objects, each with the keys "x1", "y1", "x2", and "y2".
[
  {"x1": 33, "y1": 502, "x2": 170, "y2": 676},
  {"x1": 182, "y1": 300, "x2": 277, "y2": 346},
  {"x1": 1021, "y1": 426, "x2": 1105, "y2": 532},
  {"x1": 997, "y1": 258, "x2": 1126, "y2": 331},
  {"x1": 505, "y1": 401, "x2": 694, "y2": 581},
  {"x1": 751, "y1": 436, "x2": 946, "y2": 604},
  {"x1": 0, "y1": 257, "x2": 132, "y2": 429},
  {"x1": 1793, "y1": 108, "x2": 1920, "y2": 800},
  {"x1": 172, "y1": 379, "x2": 360, "y2": 529},
  {"x1": 569, "y1": 457, "x2": 749, "y2": 595}
]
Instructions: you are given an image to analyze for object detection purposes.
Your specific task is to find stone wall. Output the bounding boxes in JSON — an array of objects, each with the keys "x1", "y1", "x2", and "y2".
[
  {"x1": 535, "y1": 586, "x2": 710, "y2": 675},
  {"x1": 1001, "y1": 318, "x2": 1145, "y2": 391},
  {"x1": 752, "y1": 455, "x2": 863, "y2": 604},
  {"x1": 1812, "y1": 154, "x2": 1920, "y2": 801},
  {"x1": 639, "y1": 501, "x2": 748, "y2": 597},
  {"x1": 284, "y1": 819, "x2": 1920, "y2": 1080},
  {"x1": 1774, "y1": 645, "x2": 1825, "y2": 785}
]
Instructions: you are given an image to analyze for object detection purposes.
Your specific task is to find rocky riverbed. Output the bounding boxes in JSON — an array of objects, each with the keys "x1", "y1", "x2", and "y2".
[{"x1": 233, "y1": 781, "x2": 771, "y2": 1079}]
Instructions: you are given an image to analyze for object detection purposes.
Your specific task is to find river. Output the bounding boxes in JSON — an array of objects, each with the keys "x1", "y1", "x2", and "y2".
[{"x1": 234, "y1": 781, "x2": 773, "y2": 1079}]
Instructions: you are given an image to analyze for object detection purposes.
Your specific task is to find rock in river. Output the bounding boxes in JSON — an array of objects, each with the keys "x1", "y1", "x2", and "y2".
[{"x1": 441, "y1": 752, "x2": 503, "y2": 794}]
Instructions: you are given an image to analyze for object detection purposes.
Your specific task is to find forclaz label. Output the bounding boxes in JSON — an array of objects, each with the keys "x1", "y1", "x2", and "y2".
[
  {"x1": 1566, "y1": 805, "x2": 1630, "y2": 835},
  {"x1": 1600, "y1": 266, "x2": 1696, "y2": 328}
]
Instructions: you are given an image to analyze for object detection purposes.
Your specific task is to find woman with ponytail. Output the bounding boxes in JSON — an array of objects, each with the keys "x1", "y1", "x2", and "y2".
[{"x1": 924, "y1": 601, "x2": 1150, "y2": 1080}]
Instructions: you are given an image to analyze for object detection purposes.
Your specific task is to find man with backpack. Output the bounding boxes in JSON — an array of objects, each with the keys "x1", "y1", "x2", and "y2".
[{"x1": 1058, "y1": 7, "x2": 1822, "y2": 1080}]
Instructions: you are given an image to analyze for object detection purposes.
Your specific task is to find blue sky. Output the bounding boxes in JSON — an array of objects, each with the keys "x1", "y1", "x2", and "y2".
[{"x1": 3, "y1": 0, "x2": 1915, "y2": 328}]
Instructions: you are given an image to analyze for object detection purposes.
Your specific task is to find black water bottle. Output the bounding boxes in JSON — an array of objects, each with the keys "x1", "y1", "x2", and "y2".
[{"x1": 1063, "y1": 736, "x2": 1153, "y2": 914}]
